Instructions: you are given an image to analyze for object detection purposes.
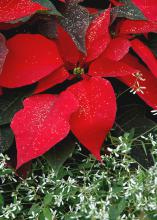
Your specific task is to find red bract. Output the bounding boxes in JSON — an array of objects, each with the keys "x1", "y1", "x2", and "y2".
[
  {"x1": 119, "y1": 20, "x2": 157, "y2": 34},
  {"x1": 68, "y1": 77, "x2": 116, "y2": 160},
  {"x1": 0, "y1": 34, "x2": 63, "y2": 88},
  {"x1": 55, "y1": 24, "x2": 81, "y2": 69},
  {"x1": 131, "y1": 39, "x2": 157, "y2": 78},
  {"x1": 85, "y1": 9, "x2": 111, "y2": 62},
  {"x1": 132, "y1": 0, "x2": 157, "y2": 21},
  {"x1": 0, "y1": 0, "x2": 47, "y2": 23},
  {"x1": 88, "y1": 37, "x2": 135, "y2": 77},
  {"x1": 119, "y1": 54, "x2": 157, "y2": 109},
  {"x1": 100, "y1": 37, "x2": 131, "y2": 61},
  {"x1": 11, "y1": 91, "x2": 79, "y2": 168},
  {"x1": 89, "y1": 57, "x2": 137, "y2": 78},
  {"x1": 34, "y1": 67, "x2": 69, "y2": 94}
]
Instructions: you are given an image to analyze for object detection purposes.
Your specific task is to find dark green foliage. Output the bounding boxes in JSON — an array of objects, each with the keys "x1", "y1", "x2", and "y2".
[
  {"x1": 0, "y1": 126, "x2": 14, "y2": 153},
  {"x1": 59, "y1": 0, "x2": 90, "y2": 53},
  {"x1": 111, "y1": 0, "x2": 146, "y2": 20},
  {"x1": 44, "y1": 135, "x2": 76, "y2": 174}
]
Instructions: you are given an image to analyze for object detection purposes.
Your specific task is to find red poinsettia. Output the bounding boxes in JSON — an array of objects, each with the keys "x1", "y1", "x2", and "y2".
[
  {"x1": 0, "y1": 9, "x2": 131, "y2": 168},
  {"x1": 1, "y1": 8, "x2": 156, "y2": 169}
]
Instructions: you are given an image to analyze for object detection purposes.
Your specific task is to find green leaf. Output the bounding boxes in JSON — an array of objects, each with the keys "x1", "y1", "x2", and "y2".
[
  {"x1": 34, "y1": 0, "x2": 55, "y2": 8},
  {"x1": 33, "y1": 15, "x2": 57, "y2": 39},
  {"x1": 111, "y1": 0, "x2": 146, "y2": 20},
  {"x1": 34, "y1": 0, "x2": 62, "y2": 16},
  {"x1": 116, "y1": 104, "x2": 156, "y2": 138},
  {"x1": 109, "y1": 199, "x2": 126, "y2": 220},
  {"x1": 0, "y1": 88, "x2": 33, "y2": 126},
  {"x1": 44, "y1": 135, "x2": 76, "y2": 174},
  {"x1": 59, "y1": 1, "x2": 90, "y2": 53},
  {"x1": 0, "y1": 94, "x2": 23, "y2": 125},
  {"x1": 0, "y1": 126, "x2": 14, "y2": 153},
  {"x1": 147, "y1": 34, "x2": 157, "y2": 57},
  {"x1": 44, "y1": 194, "x2": 53, "y2": 206},
  {"x1": 28, "y1": 204, "x2": 41, "y2": 215},
  {"x1": 0, "y1": 194, "x2": 4, "y2": 209},
  {"x1": 116, "y1": 104, "x2": 156, "y2": 168},
  {"x1": 39, "y1": 212, "x2": 45, "y2": 220},
  {"x1": 43, "y1": 207, "x2": 52, "y2": 220},
  {"x1": 117, "y1": 199, "x2": 126, "y2": 213}
]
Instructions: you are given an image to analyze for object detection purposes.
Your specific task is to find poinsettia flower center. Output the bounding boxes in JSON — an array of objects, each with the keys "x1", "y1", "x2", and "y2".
[{"x1": 73, "y1": 67, "x2": 85, "y2": 76}]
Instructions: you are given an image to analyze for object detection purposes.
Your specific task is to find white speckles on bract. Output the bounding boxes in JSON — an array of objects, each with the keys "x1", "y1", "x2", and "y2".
[
  {"x1": 68, "y1": 77, "x2": 117, "y2": 160},
  {"x1": 0, "y1": 0, "x2": 47, "y2": 23},
  {"x1": 86, "y1": 9, "x2": 110, "y2": 62},
  {"x1": 11, "y1": 91, "x2": 79, "y2": 169}
]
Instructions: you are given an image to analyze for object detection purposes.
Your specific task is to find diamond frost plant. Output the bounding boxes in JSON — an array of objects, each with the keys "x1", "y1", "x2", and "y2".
[{"x1": 0, "y1": 130, "x2": 157, "y2": 219}]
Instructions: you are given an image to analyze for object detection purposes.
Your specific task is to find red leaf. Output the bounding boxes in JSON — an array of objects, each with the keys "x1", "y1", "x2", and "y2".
[
  {"x1": 56, "y1": 24, "x2": 80, "y2": 69},
  {"x1": 0, "y1": 34, "x2": 63, "y2": 88},
  {"x1": 119, "y1": 20, "x2": 157, "y2": 34},
  {"x1": 131, "y1": 39, "x2": 157, "y2": 78},
  {"x1": 34, "y1": 67, "x2": 69, "y2": 94},
  {"x1": 11, "y1": 91, "x2": 79, "y2": 169},
  {"x1": 132, "y1": 0, "x2": 157, "y2": 21},
  {"x1": 68, "y1": 77, "x2": 116, "y2": 160},
  {"x1": 103, "y1": 37, "x2": 131, "y2": 61},
  {"x1": 118, "y1": 54, "x2": 157, "y2": 109},
  {"x1": 0, "y1": 0, "x2": 47, "y2": 23},
  {"x1": 89, "y1": 56, "x2": 138, "y2": 77},
  {"x1": 86, "y1": 9, "x2": 110, "y2": 62}
]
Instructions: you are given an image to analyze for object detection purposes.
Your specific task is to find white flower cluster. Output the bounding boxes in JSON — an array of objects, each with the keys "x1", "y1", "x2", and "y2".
[{"x1": 0, "y1": 131, "x2": 157, "y2": 219}]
